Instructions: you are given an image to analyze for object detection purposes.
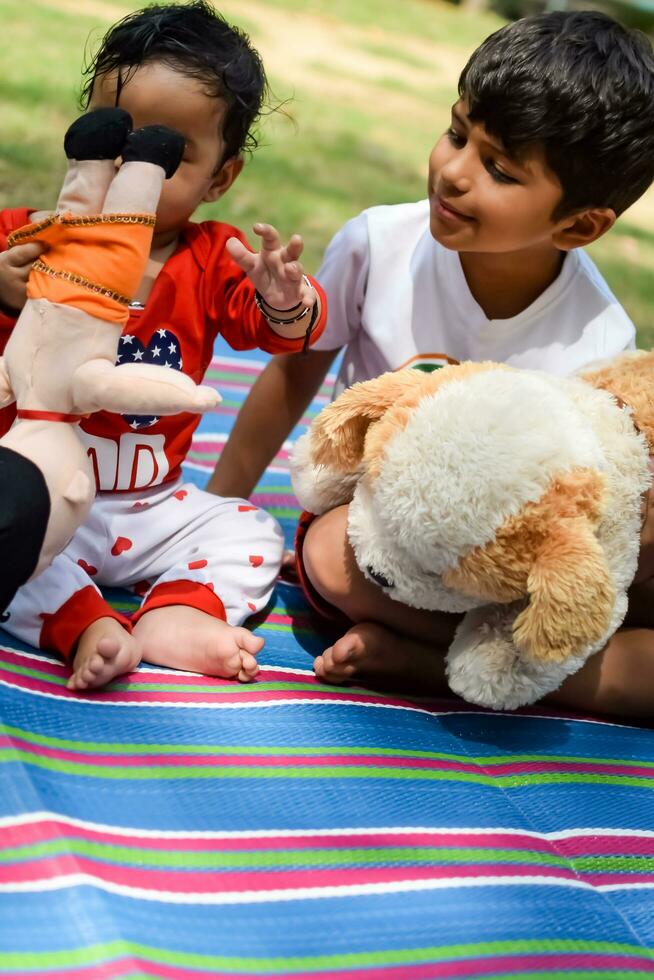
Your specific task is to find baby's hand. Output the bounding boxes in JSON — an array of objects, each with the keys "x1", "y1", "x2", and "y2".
[
  {"x1": 226, "y1": 223, "x2": 315, "y2": 314},
  {"x1": 0, "y1": 242, "x2": 44, "y2": 314}
]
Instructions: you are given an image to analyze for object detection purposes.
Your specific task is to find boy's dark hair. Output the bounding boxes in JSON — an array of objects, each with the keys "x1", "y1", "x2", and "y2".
[
  {"x1": 459, "y1": 11, "x2": 654, "y2": 218},
  {"x1": 81, "y1": 1, "x2": 267, "y2": 165}
]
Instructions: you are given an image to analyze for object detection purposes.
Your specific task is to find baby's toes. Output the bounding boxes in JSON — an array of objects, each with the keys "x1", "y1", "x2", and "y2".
[
  {"x1": 237, "y1": 650, "x2": 259, "y2": 683},
  {"x1": 68, "y1": 653, "x2": 103, "y2": 690},
  {"x1": 236, "y1": 628, "x2": 264, "y2": 657}
]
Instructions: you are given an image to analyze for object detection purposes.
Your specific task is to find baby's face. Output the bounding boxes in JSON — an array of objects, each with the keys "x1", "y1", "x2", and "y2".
[
  {"x1": 91, "y1": 62, "x2": 239, "y2": 247},
  {"x1": 427, "y1": 100, "x2": 566, "y2": 255}
]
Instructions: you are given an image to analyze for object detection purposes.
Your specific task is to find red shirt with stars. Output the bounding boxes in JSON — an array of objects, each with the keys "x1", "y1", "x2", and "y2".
[{"x1": 0, "y1": 209, "x2": 326, "y2": 492}]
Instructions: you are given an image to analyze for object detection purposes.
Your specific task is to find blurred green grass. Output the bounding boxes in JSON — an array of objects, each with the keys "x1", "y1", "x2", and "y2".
[{"x1": 1, "y1": 0, "x2": 652, "y2": 344}]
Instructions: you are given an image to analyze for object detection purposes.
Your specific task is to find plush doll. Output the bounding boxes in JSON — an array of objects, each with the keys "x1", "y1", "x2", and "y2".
[
  {"x1": 0, "y1": 108, "x2": 218, "y2": 610},
  {"x1": 291, "y1": 354, "x2": 654, "y2": 709}
]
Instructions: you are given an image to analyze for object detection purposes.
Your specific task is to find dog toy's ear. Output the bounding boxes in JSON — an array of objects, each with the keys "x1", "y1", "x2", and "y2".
[
  {"x1": 513, "y1": 514, "x2": 614, "y2": 663},
  {"x1": 310, "y1": 369, "x2": 429, "y2": 472},
  {"x1": 443, "y1": 467, "x2": 615, "y2": 664}
]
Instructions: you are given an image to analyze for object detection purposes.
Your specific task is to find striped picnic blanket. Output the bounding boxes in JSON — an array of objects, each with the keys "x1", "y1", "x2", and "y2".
[{"x1": 1, "y1": 337, "x2": 653, "y2": 978}]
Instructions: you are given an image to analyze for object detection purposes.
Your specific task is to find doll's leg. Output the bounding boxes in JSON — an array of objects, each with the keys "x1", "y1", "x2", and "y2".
[
  {"x1": 101, "y1": 126, "x2": 184, "y2": 215},
  {"x1": 57, "y1": 108, "x2": 133, "y2": 214},
  {"x1": 103, "y1": 483, "x2": 284, "y2": 681}
]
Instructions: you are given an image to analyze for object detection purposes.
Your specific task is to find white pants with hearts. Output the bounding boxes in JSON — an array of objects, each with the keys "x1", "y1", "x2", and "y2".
[{"x1": 3, "y1": 480, "x2": 284, "y2": 660}]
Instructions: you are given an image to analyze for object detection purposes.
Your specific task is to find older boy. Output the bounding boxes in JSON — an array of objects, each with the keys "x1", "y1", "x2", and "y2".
[{"x1": 213, "y1": 12, "x2": 654, "y2": 715}]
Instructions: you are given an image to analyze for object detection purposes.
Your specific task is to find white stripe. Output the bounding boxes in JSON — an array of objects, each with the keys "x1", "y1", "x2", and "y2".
[
  {"x1": 0, "y1": 651, "x2": 313, "y2": 680},
  {"x1": 0, "y1": 872, "x2": 597, "y2": 904},
  {"x1": 183, "y1": 460, "x2": 290, "y2": 477},
  {"x1": 2, "y1": 812, "x2": 653, "y2": 842},
  {"x1": 0, "y1": 673, "x2": 647, "y2": 731},
  {"x1": 0, "y1": 678, "x2": 438, "y2": 714}
]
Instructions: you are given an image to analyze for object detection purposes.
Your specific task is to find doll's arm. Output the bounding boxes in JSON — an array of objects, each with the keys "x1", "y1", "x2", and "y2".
[
  {"x1": 445, "y1": 604, "x2": 583, "y2": 710},
  {"x1": 71, "y1": 360, "x2": 219, "y2": 416},
  {"x1": 0, "y1": 357, "x2": 15, "y2": 408}
]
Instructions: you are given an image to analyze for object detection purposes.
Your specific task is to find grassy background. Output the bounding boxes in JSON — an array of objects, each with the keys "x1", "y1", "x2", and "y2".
[{"x1": 1, "y1": 0, "x2": 652, "y2": 344}]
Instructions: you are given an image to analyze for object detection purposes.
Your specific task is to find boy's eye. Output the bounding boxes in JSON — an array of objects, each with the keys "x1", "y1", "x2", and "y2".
[
  {"x1": 486, "y1": 161, "x2": 519, "y2": 185},
  {"x1": 446, "y1": 127, "x2": 466, "y2": 148}
]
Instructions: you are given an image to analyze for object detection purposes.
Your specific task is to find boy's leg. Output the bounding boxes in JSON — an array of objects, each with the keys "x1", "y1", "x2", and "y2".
[
  {"x1": 303, "y1": 505, "x2": 459, "y2": 691},
  {"x1": 543, "y1": 628, "x2": 654, "y2": 717},
  {"x1": 114, "y1": 484, "x2": 283, "y2": 681},
  {"x1": 543, "y1": 579, "x2": 654, "y2": 717},
  {"x1": 306, "y1": 507, "x2": 654, "y2": 717}
]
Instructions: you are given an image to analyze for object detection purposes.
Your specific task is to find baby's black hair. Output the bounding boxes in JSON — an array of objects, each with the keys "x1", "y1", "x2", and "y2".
[
  {"x1": 459, "y1": 11, "x2": 654, "y2": 217},
  {"x1": 81, "y1": 1, "x2": 267, "y2": 164}
]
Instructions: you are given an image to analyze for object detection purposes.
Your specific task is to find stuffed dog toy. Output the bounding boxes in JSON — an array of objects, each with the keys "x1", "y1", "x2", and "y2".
[
  {"x1": 0, "y1": 109, "x2": 218, "y2": 609},
  {"x1": 291, "y1": 353, "x2": 654, "y2": 709}
]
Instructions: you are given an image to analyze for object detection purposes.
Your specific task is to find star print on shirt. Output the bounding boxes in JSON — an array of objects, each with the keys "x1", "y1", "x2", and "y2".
[{"x1": 117, "y1": 328, "x2": 183, "y2": 429}]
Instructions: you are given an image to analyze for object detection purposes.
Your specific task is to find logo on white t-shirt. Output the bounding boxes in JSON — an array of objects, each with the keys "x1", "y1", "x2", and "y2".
[{"x1": 398, "y1": 353, "x2": 459, "y2": 374}]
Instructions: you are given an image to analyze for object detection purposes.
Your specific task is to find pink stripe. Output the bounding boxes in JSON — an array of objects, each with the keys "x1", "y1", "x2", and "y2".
[
  {"x1": 0, "y1": 738, "x2": 511, "y2": 772},
  {"x1": 5, "y1": 821, "x2": 654, "y2": 862},
  {"x1": 209, "y1": 360, "x2": 262, "y2": 377},
  {"x1": 8, "y1": 736, "x2": 653, "y2": 782},
  {"x1": 0, "y1": 648, "x2": 314, "y2": 685},
  {"x1": 2, "y1": 953, "x2": 652, "y2": 980},
  {"x1": 0, "y1": 857, "x2": 580, "y2": 890},
  {"x1": 0, "y1": 665, "x2": 440, "y2": 711},
  {"x1": 191, "y1": 441, "x2": 291, "y2": 463},
  {"x1": 0, "y1": 652, "x2": 619, "y2": 724}
]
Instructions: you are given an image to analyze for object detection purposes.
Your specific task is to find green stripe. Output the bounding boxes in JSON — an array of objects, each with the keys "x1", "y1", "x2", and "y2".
[
  {"x1": 0, "y1": 661, "x2": 324, "y2": 691},
  {"x1": 2, "y1": 746, "x2": 654, "y2": 785},
  {"x1": 2, "y1": 724, "x2": 652, "y2": 771},
  {"x1": 3, "y1": 840, "x2": 652, "y2": 872},
  {"x1": 1, "y1": 939, "x2": 652, "y2": 972}
]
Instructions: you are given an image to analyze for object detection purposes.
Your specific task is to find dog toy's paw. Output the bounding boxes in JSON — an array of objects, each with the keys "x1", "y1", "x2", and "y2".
[
  {"x1": 446, "y1": 604, "x2": 575, "y2": 710},
  {"x1": 64, "y1": 108, "x2": 133, "y2": 161},
  {"x1": 122, "y1": 125, "x2": 185, "y2": 179}
]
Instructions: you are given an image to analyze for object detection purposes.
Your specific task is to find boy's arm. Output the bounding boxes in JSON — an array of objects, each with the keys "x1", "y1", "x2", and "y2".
[{"x1": 207, "y1": 347, "x2": 339, "y2": 499}]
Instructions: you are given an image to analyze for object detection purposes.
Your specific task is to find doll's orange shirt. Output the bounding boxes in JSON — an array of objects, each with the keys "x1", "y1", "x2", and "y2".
[
  {"x1": 0, "y1": 208, "x2": 327, "y2": 491},
  {"x1": 10, "y1": 211, "x2": 156, "y2": 323}
]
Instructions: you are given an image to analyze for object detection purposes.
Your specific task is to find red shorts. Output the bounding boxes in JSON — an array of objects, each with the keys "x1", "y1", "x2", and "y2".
[{"x1": 294, "y1": 510, "x2": 350, "y2": 625}]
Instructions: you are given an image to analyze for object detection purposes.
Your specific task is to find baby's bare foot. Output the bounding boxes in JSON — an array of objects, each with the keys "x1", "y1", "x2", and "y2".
[
  {"x1": 314, "y1": 621, "x2": 449, "y2": 694},
  {"x1": 133, "y1": 605, "x2": 262, "y2": 682},
  {"x1": 68, "y1": 617, "x2": 141, "y2": 691}
]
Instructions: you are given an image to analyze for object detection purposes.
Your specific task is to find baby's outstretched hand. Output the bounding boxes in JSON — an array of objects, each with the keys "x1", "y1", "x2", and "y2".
[{"x1": 226, "y1": 223, "x2": 315, "y2": 314}]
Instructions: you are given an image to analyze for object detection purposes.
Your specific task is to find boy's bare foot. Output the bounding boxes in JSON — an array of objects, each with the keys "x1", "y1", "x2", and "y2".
[
  {"x1": 314, "y1": 621, "x2": 449, "y2": 695},
  {"x1": 67, "y1": 617, "x2": 141, "y2": 691},
  {"x1": 133, "y1": 605, "x2": 262, "y2": 682}
]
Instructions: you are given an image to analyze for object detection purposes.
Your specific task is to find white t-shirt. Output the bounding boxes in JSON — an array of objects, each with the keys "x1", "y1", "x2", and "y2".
[{"x1": 313, "y1": 200, "x2": 636, "y2": 398}]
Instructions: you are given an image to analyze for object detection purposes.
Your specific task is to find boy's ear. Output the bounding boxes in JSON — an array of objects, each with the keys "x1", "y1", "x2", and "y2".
[
  {"x1": 203, "y1": 156, "x2": 244, "y2": 203},
  {"x1": 552, "y1": 207, "x2": 616, "y2": 250}
]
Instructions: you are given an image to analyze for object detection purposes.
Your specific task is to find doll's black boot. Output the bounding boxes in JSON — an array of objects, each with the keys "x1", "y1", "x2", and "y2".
[
  {"x1": 121, "y1": 125, "x2": 185, "y2": 179},
  {"x1": 63, "y1": 107, "x2": 133, "y2": 161}
]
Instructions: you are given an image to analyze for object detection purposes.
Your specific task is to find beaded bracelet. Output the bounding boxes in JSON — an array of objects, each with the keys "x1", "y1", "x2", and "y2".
[{"x1": 254, "y1": 274, "x2": 313, "y2": 323}]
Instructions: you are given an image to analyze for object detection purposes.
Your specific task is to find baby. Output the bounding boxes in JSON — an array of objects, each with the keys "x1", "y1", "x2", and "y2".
[{"x1": 0, "y1": 2, "x2": 326, "y2": 690}]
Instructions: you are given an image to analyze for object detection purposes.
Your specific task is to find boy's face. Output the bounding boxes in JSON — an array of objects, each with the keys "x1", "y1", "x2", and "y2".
[
  {"x1": 428, "y1": 101, "x2": 566, "y2": 254},
  {"x1": 91, "y1": 62, "x2": 242, "y2": 246}
]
